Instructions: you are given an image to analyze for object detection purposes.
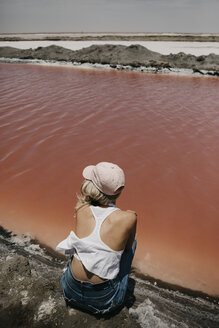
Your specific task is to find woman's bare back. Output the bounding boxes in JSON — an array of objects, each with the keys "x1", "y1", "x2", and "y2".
[{"x1": 71, "y1": 204, "x2": 137, "y2": 283}]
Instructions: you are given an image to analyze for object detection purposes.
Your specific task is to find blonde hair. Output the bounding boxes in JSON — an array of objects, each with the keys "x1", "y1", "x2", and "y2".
[{"x1": 75, "y1": 180, "x2": 122, "y2": 213}]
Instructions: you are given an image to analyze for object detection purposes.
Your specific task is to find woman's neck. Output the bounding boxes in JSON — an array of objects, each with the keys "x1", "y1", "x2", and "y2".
[{"x1": 108, "y1": 202, "x2": 117, "y2": 207}]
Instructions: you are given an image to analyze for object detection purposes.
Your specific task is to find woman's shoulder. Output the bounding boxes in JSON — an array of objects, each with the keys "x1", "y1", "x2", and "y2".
[
  {"x1": 114, "y1": 208, "x2": 137, "y2": 229},
  {"x1": 117, "y1": 207, "x2": 137, "y2": 217}
]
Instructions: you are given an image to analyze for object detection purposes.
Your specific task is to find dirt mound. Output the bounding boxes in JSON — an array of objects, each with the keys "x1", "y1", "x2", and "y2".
[{"x1": 1, "y1": 44, "x2": 218, "y2": 75}]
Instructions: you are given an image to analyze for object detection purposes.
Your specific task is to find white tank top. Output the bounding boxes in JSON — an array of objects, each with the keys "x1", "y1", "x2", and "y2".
[{"x1": 56, "y1": 204, "x2": 124, "y2": 280}]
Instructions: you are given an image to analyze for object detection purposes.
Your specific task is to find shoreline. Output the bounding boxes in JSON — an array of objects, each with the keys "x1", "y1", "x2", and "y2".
[
  {"x1": 1, "y1": 225, "x2": 219, "y2": 301},
  {"x1": 0, "y1": 44, "x2": 219, "y2": 78},
  {"x1": 1, "y1": 57, "x2": 218, "y2": 79},
  {"x1": 1, "y1": 226, "x2": 219, "y2": 327}
]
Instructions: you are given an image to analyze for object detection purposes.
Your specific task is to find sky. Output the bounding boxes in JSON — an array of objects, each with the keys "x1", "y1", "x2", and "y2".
[{"x1": 0, "y1": 0, "x2": 219, "y2": 34}]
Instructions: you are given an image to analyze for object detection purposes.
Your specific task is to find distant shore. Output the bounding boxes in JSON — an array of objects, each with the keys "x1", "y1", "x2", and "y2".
[{"x1": 1, "y1": 32, "x2": 219, "y2": 42}]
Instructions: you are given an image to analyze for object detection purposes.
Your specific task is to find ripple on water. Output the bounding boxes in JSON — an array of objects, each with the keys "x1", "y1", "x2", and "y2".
[{"x1": 0, "y1": 63, "x2": 219, "y2": 297}]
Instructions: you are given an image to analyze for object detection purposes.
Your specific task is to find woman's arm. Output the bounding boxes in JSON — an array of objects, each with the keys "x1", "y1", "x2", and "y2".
[{"x1": 125, "y1": 211, "x2": 137, "y2": 250}]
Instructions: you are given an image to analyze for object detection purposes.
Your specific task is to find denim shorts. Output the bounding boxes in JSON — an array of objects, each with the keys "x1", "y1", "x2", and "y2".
[{"x1": 61, "y1": 240, "x2": 137, "y2": 314}]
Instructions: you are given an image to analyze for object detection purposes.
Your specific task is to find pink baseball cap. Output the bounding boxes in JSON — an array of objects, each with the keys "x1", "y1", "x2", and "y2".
[{"x1": 82, "y1": 162, "x2": 125, "y2": 195}]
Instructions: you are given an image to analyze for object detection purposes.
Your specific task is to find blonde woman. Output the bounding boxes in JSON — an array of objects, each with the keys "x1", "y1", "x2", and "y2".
[{"x1": 56, "y1": 162, "x2": 137, "y2": 314}]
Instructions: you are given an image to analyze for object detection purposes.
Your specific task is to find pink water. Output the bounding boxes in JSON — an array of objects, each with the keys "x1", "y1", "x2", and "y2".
[{"x1": 0, "y1": 63, "x2": 219, "y2": 296}]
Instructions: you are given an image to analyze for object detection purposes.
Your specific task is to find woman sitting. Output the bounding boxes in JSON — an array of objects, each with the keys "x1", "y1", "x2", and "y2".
[{"x1": 56, "y1": 162, "x2": 137, "y2": 314}]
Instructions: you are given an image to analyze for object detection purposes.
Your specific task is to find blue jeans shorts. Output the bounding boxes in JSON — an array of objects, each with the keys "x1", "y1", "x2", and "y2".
[{"x1": 60, "y1": 240, "x2": 137, "y2": 314}]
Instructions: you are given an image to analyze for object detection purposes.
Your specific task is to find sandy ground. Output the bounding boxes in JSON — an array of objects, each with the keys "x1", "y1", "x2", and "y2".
[
  {"x1": 1, "y1": 227, "x2": 219, "y2": 328},
  {"x1": 1, "y1": 40, "x2": 219, "y2": 56}
]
